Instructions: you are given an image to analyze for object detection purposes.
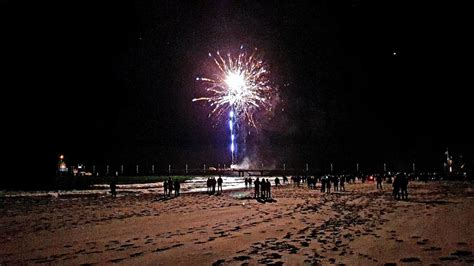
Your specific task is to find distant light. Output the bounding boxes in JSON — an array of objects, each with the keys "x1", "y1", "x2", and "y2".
[
  {"x1": 231, "y1": 134, "x2": 235, "y2": 141},
  {"x1": 59, "y1": 155, "x2": 64, "y2": 160},
  {"x1": 231, "y1": 143, "x2": 235, "y2": 152},
  {"x1": 229, "y1": 110, "x2": 234, "y2": 118},
  {"x1": 393, "y1": 52, "x2": 397, "y2": 56},
  {"x1": 229, "y1": 120, "x2": 233, "y2": 130}
]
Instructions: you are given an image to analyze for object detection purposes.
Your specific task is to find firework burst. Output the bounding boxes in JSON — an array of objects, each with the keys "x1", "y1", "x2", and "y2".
[{"x1": 193, "y1": 46, "x2": 275, "y2": 128}]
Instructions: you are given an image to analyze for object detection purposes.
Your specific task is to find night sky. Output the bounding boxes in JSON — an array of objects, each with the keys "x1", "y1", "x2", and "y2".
[{"x1": 4, "y1": 1, "x2": 472, "y2": 183}]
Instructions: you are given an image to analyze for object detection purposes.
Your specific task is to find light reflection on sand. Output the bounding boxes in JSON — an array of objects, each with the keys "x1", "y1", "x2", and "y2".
[{"x1": 1, "y1": 176, "x2": 281, "y2": 197}]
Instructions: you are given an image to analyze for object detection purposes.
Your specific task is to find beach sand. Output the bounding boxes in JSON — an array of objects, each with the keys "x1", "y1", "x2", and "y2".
[{"x1": 1, "y1": 181, "x2": 473, "y2": 265}]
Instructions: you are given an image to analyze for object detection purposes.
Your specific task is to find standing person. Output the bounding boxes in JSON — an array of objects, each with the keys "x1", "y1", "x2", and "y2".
[
  {"x1": 163, "y1": 179, "x2": 168, "y2": 196},
  {"x1": 274, "y1": 177, "x2": 280, "y2": 188},
  {"x1": 400, "y1": 173, "x2": 409, "y2": 200},
  {"x1": 207, "y1": 177, "x2": 211, "y2": 194},
  {"x1": 248, "y1": 177, "x2": 252, "y2": 188},
  {"x1": 340, "y1": 175, "x2": 345, "y2": 191},
  {"x1": 110, "y1": 175, "x2": 117, "y2": 197},
  {"x1": 333, "y1": 175, "x2": 339, "y2": 191},
  {"x1": 326, "y1": 176, "x2": 332, "y2": 193},
  {"x1": 217, "y1": 175, "x2": 223, "y2": 193},
  {"x1": 174, "y1": 179, "x2": 180, "y2": 197},
  {"x1": 392, "y1": 174, "x2": 401, "y2": 200},
  {"x1": 244, "y1": 177, "x2": 248, "y2": 189},
  {"x1": 168, "y1": 177, "x2": 173, "y2": 197},
  {"x1": 254, "y1": 177, "x2": 260, "y2": 199},
  {"x1": 211, "y1": 177, "x2": 216, "y2": 194},
  {"x1": 321, "y1": 175, "x2": 326, "y2": 193},
  {"x1": 376, "y1": 174, "x2": 383, "y2": 190}
]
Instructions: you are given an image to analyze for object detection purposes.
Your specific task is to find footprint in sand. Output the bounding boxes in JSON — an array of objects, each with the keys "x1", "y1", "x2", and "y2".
[
  {"x1": 439, "y1": 256, "x2": 457, "y2": 261},
  {"x1": 212, "y1": 259, "x2": 225, "y2": 266},
  {"x1": 233, "y1": 255, "x2": 251, "y2": 261},
  {"x1": 451, "y1": 250, "x2": 472, "y2": 257},
  {"x1": 109, "y1": 258, "x2": 126, "y2": 263},
  {"x1": 120, "y1": 243, "x2": 134, "y2": 249},
  {"x1": 75, "y1": 249, "x2": 86, "y2": 254},
  {"x1": 268, "y1": 253, "x2": 282, "y2": 259},
  {"x1": 154, "y1": 247, "x2": 171, "y2": 253},
  {"x1": 423, "y1": 246, "x2": 441, "y2": 251},
  {"x1": 400, "y1": 257, "x2": 421, "y2": 262},
  {"x1": 416, "y1": 239, "x2": 429, "y2": 245},
  {"x1": 130, "y1": 252, "x2": 144, "y2": 257}
]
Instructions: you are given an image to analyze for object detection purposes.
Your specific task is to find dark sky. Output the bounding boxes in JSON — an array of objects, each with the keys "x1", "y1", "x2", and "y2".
[{"x1": 4, "y1": 0, "x2": 473, "y2": 179}]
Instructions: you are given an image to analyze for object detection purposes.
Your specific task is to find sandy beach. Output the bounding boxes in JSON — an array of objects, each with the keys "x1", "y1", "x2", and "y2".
[{"x1": 1, "y1": 180, "x2": 473, "y2": 265}]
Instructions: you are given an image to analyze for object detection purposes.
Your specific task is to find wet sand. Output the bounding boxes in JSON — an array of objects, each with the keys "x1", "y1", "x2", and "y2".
[{"x1": 1, "y1": 181, "x2": 473, "y2": 265}]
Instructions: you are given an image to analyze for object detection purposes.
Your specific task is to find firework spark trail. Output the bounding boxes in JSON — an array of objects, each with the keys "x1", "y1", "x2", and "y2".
[{"x1": 193, "y1": 47, "x2": 275, "y2": 129}]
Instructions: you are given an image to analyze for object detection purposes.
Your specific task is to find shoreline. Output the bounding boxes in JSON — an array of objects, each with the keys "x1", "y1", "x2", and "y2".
[{"x1": 0, "y1": 176, "x2": 288, "y2": 199}]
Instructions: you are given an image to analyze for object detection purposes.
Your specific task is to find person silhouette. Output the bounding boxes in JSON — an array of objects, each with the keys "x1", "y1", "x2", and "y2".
[
  {"x1": 174, "y1": 179, "x2": 180, "y2": 197},
  {"x1": 110, "y1": 175, "x2": 117, "y2": 197},
  {"x1": 400, "y1": 173, "x2": 409, "y2": 200},
  {"x1": 211, "y1": 177, "x2": 216, "y2": 194},
  {"x1": 392, "y1": 174, "x2": 401, "y2": 200},
  {"x1": 321, "y1": 175, "x2": 326, "y2": 193},
  {"x1": 217, "y1": 175, "x2": 223, "y2": 193},
  {"x1": 274, "y1": 177, "x2": 280, "y2": 188},
  {"x1": 168, "y1": 177, "x2": 173, "y2": 197},
  {"x1": 376, "y1": 174, "x2": 383, "y2": 190},
  {"x1": 254, "y1": 177, "x2": 260, "y2": 199},
  {"x1": 340, "y1": 175, "x2": 345, "y2": 191},
  {"x1": 163, "y1": 179, "x2": 168, "y2": 196}
]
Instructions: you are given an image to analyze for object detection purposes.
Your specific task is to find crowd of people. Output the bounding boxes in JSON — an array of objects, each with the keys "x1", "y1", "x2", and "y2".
[
  {"x1": 319, "y1": 175, "x2": 346, "y2": 192},
  {"x1": 206, "y1": 176, "x2": 223, "y2": 194},
  {"x1": 108, "y1": 171, "x2": 410, "y2": 201},
  {"x1": 163, "y1": 177, "x2": 181, "y2": 197},
  {"x1": 253, "y1": 177, "x2": 272, "y2": 199},
  {"x1": 392, "y1": 173, "x2": 409, "y2": 200}
]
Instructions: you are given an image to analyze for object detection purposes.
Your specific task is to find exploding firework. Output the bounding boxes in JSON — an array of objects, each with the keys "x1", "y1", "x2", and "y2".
[
  {"x1": 193, "y1": 46, "x2": 275, "y2": 129},
  {"x1": 193, "y1": 46, "x2": 276, "y2": 166}
]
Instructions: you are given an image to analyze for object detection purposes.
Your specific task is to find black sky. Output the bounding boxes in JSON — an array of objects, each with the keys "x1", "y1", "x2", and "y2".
[{"x1": 4, "y1": 1, "x2": 473, "y2": 181}]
